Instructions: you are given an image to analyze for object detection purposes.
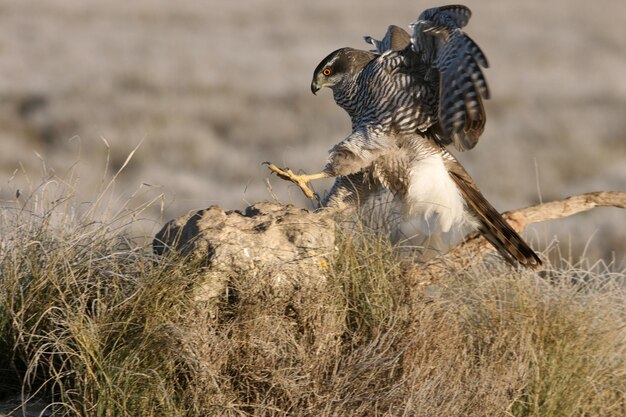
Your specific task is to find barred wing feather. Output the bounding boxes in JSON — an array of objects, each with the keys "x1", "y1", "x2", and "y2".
[{"x1": 411, "y1": 5, "x2": 490, "y2": 150}]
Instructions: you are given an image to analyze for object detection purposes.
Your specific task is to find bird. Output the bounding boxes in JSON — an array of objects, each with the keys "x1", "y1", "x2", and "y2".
[{"x1": 266, "y1": 4, "x2": 541, "y2": 268}]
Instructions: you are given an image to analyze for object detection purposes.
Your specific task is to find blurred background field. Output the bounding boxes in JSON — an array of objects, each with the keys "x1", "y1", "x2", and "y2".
[{"x1": 0, "y1": 0, "x2": 625, "y2": 262}]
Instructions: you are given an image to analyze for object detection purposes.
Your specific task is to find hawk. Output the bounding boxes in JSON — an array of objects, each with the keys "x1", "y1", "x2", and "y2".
[{"x1": 266, "y1": 4, "x2": 541, "y2": 267}]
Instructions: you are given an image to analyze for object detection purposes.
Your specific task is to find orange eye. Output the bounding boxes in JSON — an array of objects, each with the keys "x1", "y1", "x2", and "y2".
[{"x1": 322, "y1": 68, "x2": 332, "y2": 76}]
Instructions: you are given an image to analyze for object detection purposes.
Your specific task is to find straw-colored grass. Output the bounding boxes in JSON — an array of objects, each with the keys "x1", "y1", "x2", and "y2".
[{"x1": 0, "y1": 179, "x2": 624, "y2": 416}]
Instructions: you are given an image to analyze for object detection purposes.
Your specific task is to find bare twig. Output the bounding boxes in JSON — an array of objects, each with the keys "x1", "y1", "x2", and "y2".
[{"x1": 409, "y1": 191, "x2": 626, "y2": 279}]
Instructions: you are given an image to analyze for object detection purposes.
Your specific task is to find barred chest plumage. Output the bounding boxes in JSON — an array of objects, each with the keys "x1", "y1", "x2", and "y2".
[{"x1": 331, "y1": 51, "x2": 439, "y2": 137}]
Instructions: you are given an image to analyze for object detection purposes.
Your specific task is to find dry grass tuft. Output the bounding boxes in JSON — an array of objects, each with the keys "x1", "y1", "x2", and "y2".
[{"x1": 0, "y1": 180, "x2": 625, "y2": 416}]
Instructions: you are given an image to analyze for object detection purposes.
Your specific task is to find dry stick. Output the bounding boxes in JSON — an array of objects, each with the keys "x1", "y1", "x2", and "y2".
[{"x1": 409, "y1": 191, "x2": 626, "y2": 279}]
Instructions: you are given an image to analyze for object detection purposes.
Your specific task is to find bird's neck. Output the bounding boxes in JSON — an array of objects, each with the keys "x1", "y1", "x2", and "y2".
[{"x1": 331, "y1": 76, "x2": 360, "y2": 123}]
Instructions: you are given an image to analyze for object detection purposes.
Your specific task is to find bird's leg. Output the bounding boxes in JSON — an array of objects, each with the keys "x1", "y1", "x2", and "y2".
[{"x1": 264, "y1": 163, "x2": 332, "y2": 199}]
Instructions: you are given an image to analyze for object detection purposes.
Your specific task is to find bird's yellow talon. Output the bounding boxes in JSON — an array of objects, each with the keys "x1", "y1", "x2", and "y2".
[{"x1": 265, "y1": 163, "x2": 316, "y2": 199}]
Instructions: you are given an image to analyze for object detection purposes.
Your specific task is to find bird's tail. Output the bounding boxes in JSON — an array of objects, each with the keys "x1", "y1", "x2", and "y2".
[{"x1": 446, "y1": 159, "x2": 542, "y2": 268}]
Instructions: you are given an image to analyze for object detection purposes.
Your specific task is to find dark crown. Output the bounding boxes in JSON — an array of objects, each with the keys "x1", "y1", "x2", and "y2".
[{"x1": 313, "y1": 48, "x2": 375, "y2": 78}]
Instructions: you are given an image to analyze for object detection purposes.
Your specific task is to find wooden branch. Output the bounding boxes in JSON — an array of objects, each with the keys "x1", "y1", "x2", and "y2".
[{"x1": 408, "y1": 191, "x2": 626, "y2": 279}]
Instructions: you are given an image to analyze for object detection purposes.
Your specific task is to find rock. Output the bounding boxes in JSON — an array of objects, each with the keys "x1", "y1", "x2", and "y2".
[
  {"x1": 154, "y1": 202, "x2": 336, "y2": 315},
  {"x1": 154, "y1": 203, "x2": 344, "y2": 378}
]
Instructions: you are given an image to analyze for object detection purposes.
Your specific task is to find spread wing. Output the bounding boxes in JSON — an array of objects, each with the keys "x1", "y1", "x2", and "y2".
[{"x1": 410, "y1": 5, "x2": 490, "y2": 151}]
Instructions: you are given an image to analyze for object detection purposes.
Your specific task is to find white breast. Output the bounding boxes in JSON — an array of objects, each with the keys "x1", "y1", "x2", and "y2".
[{"x1": 405, "y1": 153, "x2": 473, "y2": 235}]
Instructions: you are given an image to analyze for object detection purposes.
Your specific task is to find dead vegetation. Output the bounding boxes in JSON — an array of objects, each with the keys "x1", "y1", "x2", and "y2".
[{"x1": 1, "y1": 178, "x2": 624, "y2": 416}]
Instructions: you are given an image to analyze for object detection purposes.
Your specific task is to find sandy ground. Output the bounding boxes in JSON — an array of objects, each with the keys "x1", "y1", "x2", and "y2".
[{"x1": 0, "y1": 0, "x2": 624, "y2": 262}]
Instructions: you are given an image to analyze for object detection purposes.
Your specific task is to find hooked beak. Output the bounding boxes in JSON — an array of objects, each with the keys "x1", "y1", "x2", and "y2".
[{"x1": 310, "y1": 81, "x2": 320, "y2": 95}]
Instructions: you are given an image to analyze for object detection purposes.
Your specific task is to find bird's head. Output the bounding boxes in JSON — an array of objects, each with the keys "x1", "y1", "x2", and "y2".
[{"x1": 311, "y1": 47, "x2": 375, "y2": 95}]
